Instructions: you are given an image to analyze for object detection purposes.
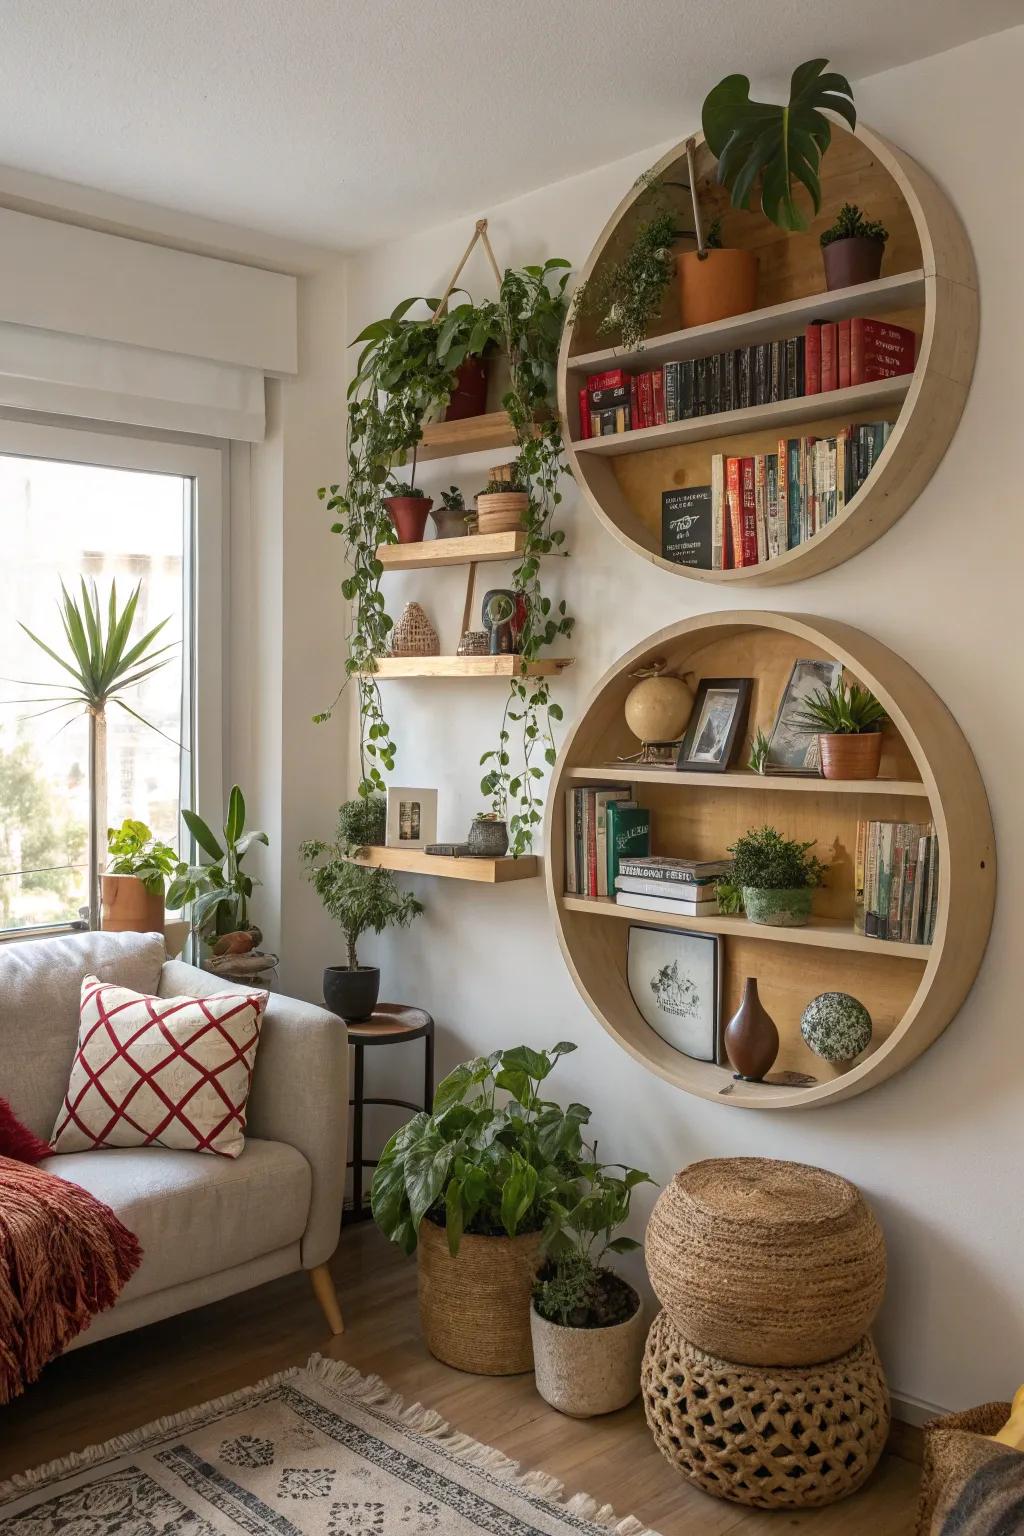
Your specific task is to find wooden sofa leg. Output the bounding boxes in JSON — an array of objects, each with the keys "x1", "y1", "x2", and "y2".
[{"x1": 309, "y1": 1263, "x2": 345, "y2": 1335}]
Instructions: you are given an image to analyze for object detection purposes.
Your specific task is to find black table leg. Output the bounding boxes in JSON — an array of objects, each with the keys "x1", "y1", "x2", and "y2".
[
  {"x1": 351, "y1": 1041, "x2": 365, "y2": 1218},
  {"x1": 424, "y1": 1023, "x2": 435, "y2": 1113}
]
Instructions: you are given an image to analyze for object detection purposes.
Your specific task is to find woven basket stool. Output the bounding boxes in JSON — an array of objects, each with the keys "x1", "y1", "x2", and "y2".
[
  {"x1": 645, "y1": 1156, "x2": 886, "y2": 1366},
  {"x1": 642, "y1": 1310, "x2": 891, "y2": 1509}
]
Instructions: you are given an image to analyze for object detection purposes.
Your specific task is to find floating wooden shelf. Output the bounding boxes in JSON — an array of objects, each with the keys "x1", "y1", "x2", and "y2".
[
  {"x1": 375, "y1": 531, "x2": 526, "y2": 570},
  {"x1": 356, "y1": 655, "x2": 573, "y2": 679},
  {"x1": 557, "y1": 123, "x2": 977, "y2": 585},
  {"x1": 346, "y1": 846, "x2": 539, "y2": 883},
  {"x1": 418, "y1": 410, "x2": 528, "y2": 462},
  {"x1": 545, "y1": 611, "x2": 995, "y2": 1110}
]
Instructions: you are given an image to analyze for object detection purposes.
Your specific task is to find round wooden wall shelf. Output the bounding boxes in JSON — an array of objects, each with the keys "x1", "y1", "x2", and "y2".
[
  {"x1": 545, "y1": 611, "x2": 994, "y2": 1108},
  {"x1": 557, "y1": 125, "x2": 977, "y2": 584}
]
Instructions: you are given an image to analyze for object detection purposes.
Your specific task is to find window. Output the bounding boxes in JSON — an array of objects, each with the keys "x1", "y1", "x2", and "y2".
[{"x1": 0, "y1": 421, "x2": 223, "y2": 936}]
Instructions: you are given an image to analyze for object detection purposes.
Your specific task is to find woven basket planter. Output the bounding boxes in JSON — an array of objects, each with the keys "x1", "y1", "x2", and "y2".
[
  {"x1": 645, "y1": 1157, "x2": 886, "y2": 1366},
  {"x1": 417, "y1": 1218, "x2": 542, "y2": 1375},
  {"x1": 642, "y1": 1310, "x2": 890, "y2": 1509},
  {"x1": 915, "y1": 1402, "x2": 1014, "y2": 1535},
  {"x1": 476, "y1": 492, "x2": 528, "y2": 534},
  {"x1": 391, "y1": 601, "x2": 440, "y2": 657}
]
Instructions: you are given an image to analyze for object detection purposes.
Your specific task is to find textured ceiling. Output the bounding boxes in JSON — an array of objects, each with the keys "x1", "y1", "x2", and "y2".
[{"x1": 0, "y1": 0, "x2": 1018, "y2": 250}]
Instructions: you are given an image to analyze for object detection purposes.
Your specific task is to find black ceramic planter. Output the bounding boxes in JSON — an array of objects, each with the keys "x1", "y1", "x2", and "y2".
[{"x1": 323, "y1": 965, "x2": 380, "y2": 1022}]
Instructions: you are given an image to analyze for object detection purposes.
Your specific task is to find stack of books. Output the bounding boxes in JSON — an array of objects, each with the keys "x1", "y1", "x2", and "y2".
[
  {"x1": 564, "y1": 784, "x2": 650, "y2": 897},
  {"x1": 855, "y1": 820, "x2": 938, "y2": 944},
  {"x1": 614, "y1": 855, "x2": 733, "y2": 917}
]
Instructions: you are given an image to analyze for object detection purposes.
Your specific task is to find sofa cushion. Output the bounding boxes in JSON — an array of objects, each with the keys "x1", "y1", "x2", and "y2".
[
  {"x1": 39, "y1": 1138, "x2": 311, "y2": 1303},
  {"x1": 0, "y1": 932, "x2": 166, "y2": 1138}
]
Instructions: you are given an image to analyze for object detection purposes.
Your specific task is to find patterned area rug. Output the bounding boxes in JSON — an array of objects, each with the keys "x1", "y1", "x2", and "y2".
[{"x1": 0, "y1": 1355, "x2": 660, "y2": 1534}]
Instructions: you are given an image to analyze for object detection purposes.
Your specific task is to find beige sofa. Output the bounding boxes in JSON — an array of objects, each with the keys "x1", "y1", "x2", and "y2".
[{"x1": 0, "y1": 929, "x2": 348, "y2": 1344}]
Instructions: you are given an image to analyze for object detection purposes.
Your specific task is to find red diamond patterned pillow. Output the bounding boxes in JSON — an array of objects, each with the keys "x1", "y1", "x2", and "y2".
[{"x1": 50, "y1": 975, "x2": 268, "y2": 1159}]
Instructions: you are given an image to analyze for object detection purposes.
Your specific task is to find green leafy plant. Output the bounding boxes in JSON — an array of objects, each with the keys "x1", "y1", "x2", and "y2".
[
  {"x1": 166, "y1": 786, "x2": 268, "y2": 941},
  {"x1": 533, "y1": 1148, "x2": 653, "y2": 1329},
  {"x1": 430, "y1": 297, "x2": 504, "y2": 376},
  {"x1": 748, "y1": 727, "x2": 771, "y2": 774},
  {"x1": 820, "y1": 203, "x2": 888, "y2": 247},
  {"x1": 718, "y1": 826, "x2": 827, "y2": 914},
  {"x1": 482, "y1": 470, "x2": 526, "y2": 494},
  {"x1": 572, "y1": 209, "x2": 682, "y2": 353},
  {"x1": 791, "y1": 680, "x2": 887, "y2": 735},
  {"x1": 299, "y1": 819, "x2": 422, "y2": 970},
  {"x1": 384, "y1": 480, "x2": 427, "y2": 498},
  {"x1": 702, "y1": 59, "x2": 856, "y2": 233},
  {"x1": 336, "y1": 794, "x2": 387, "y2": 853},
  {"x1": 439, "y1": 485, "x2": 465, "y2": 511},
  {"x1": 371, "y1": 1042, "x2": 587, "y2": 1256},
  {"x1": 106, "y1": 819, "x2": 178, "y2": 893}
]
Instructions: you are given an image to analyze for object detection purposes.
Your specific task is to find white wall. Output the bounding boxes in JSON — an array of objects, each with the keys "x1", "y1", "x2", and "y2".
[{"x1": 307, "y1": 29, "x2": 1023, "y2": 1420}]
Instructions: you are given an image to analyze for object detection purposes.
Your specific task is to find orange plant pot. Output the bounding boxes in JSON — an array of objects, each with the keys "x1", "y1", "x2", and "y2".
[
  {"x1": 819, "y1": 733, "x2": 883, "y2": 780},
  {"x1": 677, "y1": 248, "x2": 759, "y2": 330},
  {"x1": 100, "y1": 873, "x2": 165, "y2": 933}
]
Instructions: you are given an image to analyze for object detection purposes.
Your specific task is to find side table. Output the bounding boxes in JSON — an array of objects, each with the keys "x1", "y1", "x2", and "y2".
[{"x1": 346, "y1": 1003, "x2": 435, "y2": 1223}]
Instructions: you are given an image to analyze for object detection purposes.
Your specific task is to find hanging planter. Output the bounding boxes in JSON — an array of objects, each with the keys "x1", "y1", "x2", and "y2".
[{"x1": 444, "y1": 355, "x2": 490, "y2": 420}]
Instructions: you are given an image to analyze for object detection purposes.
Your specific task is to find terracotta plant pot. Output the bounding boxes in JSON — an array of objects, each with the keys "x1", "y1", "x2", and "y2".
[
  {"x1": 724, "y1": 977, "x2": 779, "y2": 1081},
  {"x1": 444, "y1": 356, "x2": 489, "y2": 421},
  {"x1": 677, "y1": 247, "x2": 758, "y2": 329},
  {"x1": 742, "y1": 886, "x2": 813, "y2": 928},
  {"x1": 417, "y1": 1218, "x2": 542, "y2": 1375},
  {"x1": 100, "y1": 873, "x2": 164, "y2": 934},
  {"x1": 383, "y1": 495, "x2": 432, "y2": 544},
  {"x1": 531, "y1": 1299, "x2": 645, "y2": 1418},
  {"x1": 819, "y1": 732, "x2": 883, "y2": 780},
  {"x1": 822, "y1": 237, "x2": 885, "y2": 292},
  {"x1": 323, "y1": 964, "x2": 380, "y2": 1022},
  {"x1": 475, "y1": 491, "x2": 528, "y2": 534}
]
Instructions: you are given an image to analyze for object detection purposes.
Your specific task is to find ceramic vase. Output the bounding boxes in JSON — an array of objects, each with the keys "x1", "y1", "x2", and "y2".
[{"x1": 724, "y1": 977, "x2": 779, "y2": 1081}]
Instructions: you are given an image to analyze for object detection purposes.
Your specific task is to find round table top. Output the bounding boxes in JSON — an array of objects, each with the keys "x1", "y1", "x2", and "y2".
[{"x1": 346, "y1": 1003, "x2": 433, "y2": 1043}]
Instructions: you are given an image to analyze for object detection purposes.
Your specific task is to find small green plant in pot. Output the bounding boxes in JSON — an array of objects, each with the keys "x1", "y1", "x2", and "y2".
[
  {"x1": 101, "y1": 819, "x2": 178, "y2": 933},
  {"x1": 431, "y1": 485, "x2": 470, "y2": 540},
  {"x1": 382, "y1": 478, "x2": 432, "y2": 544},
  {"x1": 792, "y1": 680, "x2": 888, "y2": 781},
  {"x1": 820, "y1": 203, "x2": 889, "y2": 290},
  {"x1": 718, "y1": 825, "x2": 827, "y2": 928},
  {"x1": 531, "y1": 1150, "x2": 654, "y2": 1418}
]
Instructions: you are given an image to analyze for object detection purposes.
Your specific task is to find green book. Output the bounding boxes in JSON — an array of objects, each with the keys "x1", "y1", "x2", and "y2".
[{"x1": 606, "y1": 803, "x2": 651, "y2": 896}]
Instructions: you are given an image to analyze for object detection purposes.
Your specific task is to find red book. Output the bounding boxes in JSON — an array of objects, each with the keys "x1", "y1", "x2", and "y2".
[
  {"x1": 804, "y1": 323, "x2": 822, "y2": 394},
  {"x1": 577, "y1": 385, "x2": 591, "y2": 440},
  {"x1": 639, "y1": 371, "x2": 654, "y2": 429},
  {"x1": 850, "y1": 318, "x2": 917, "y2": 384},
  {"x1": 740, "y1": 456, "x2": 759, "y2": 565},
  {"x1": 838, "y1": 318, "x2": 851, "y2": 390},
  {"x1": 821, "y1": 323, "x2": 838, "y2": 392},
  {"x1": 629, "y1": 376, "x2": 640, "y2": 433},
  {"x1": 586, "y1": 368, "x2": 626, "y2": 393},
  {"x1": 725, "y1": 457, "x2": 744, "y2": 567},
  {"x1": 651, "y1": 369, "x2": 665, "y2": 426}
]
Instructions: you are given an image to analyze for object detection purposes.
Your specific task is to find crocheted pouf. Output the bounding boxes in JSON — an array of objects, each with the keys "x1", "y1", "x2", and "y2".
[
  {"x1": 644, "y1": 1156, "x2": 886, "y2": 1366},
  {"x1": 641, "y1": 1310, "x2": 891, "y2": 1509}
]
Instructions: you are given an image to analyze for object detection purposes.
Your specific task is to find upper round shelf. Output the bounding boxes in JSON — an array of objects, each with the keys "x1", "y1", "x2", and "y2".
[
  {"x1": 557, "y1": 124, "x2": 978, "y2": 585},
  {"x1": 544, "y1": 610, "x2": 995, "y2": 1108}
]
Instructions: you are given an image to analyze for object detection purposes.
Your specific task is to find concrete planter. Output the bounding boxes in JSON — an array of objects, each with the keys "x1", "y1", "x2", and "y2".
[
  {"x1": 742, "y1": 885, "x2": 813, "y2": 927},
  {"x1": 531, "y1": 1298, "x2": 645, "y2": 1417}
]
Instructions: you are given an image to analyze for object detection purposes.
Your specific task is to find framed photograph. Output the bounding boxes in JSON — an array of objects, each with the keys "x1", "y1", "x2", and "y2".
[
  {"x1": 385, "y1": 787, "x2": 438, "y2": 850},
  {"x1": 627, "y1": 926, "x2": 722, "y2": 1062},
  {"x1": 676, "y1": 678, "x2": 752, "y2": 773},
  {"x1": 764, "y1": 659, "x2": 843, "y2": 775}
]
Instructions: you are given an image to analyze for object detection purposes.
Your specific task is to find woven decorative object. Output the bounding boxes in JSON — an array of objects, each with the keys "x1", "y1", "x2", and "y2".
[
  {"x1": 645, "y1": 1157, "x2": 886, "y2": 1366},
  {"x1": 915, "y1": 1402, "x2": 1014, "y2": 1535},
  {"x1": 642, "y1": 1310, "x2": 890, "y2": 1509},
  {"x1": 417, "y1": 1218, "x2": 542, "y2": 1375},
  {"x1": 391, "y1": 601, "x2": 440, "y2": 657}
]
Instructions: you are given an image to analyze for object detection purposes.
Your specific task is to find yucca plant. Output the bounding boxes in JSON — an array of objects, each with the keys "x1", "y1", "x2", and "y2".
[
  {"x1": 15, "y1": 579, "x2": 174, "y2": 927},
  {"x1": 791, "y1": 681, "x2": 887, "y2": 736}
]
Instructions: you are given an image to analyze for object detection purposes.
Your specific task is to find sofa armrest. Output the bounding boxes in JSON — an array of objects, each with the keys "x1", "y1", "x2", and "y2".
[{"x1": 159, "y1": 959, "x2": 347, "y2": 1268}]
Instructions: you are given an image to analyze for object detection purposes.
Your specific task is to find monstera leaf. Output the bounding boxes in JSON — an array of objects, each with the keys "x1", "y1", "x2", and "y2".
[{"x1": 702, "y1": 59, "x2": 856, "y2": 233}]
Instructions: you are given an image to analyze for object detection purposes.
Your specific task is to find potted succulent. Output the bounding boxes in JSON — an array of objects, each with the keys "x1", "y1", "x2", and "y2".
[
  {"x1": 101, "y1": 819, "x2": 178, "y2": 934},
  {"x1": 382, "y1": 478, "x2": 432, "y2": 544},
  {"x1": 820, "y1": 203, "x2": 889, "y2": 290},
  {"x1": 531, "y1": 1151, "x2": 653, "y2": 1418},
  {"x1": 371, "y1": 1042, "x2": 586, "y2": 1375},
  {"x1": 166, "y1": 786, "x2": 276, "y2": 979},
  {"x1": 299, "y1": 800, "x2": 422, "y2": 1020},
  {"x1": 792, "y1": 679, "x2": 888, "y2": 779},
  {"x1": 467, "y1": 811, "x2": 509, "y2": 858},
  {"x1": 431, "y1": 485, "x2": 470, "y2": 540},
  {"x1": 476, "y1": 462, "x2": 529, "y2": 534},
  {"x1": 718, "y1": 825, "x2": 827, "y2": 928}
]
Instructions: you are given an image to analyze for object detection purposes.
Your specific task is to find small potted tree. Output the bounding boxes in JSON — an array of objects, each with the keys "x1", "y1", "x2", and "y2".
[
  {"x1": 820, "y1": 203, "x2": 889, "y2": 290},
  {"x1": 101, "y1": 819, "x2": 178, "y2": 933},
  {"x1": 791, "y1": 680, "x2": 888, "y2": 779},
  {"x1": 300, "y1": 801, "x2": 423, "y2": 1020},
  {"x1": 531, "y1": 1151, "x2": 653, "y2": 1418},
  {"x1": 718, "y1": 825, "x2": 827, "y2": 928}
]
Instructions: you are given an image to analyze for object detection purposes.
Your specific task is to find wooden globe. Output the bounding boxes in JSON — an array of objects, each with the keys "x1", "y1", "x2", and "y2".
[{"x1": 624, "y1": 666, "x2": 693, "y2": 746}]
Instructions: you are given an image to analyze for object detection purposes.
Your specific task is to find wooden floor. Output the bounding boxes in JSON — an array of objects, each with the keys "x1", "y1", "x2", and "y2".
[{"x1": 1, "y1": 1222, "x2": 919, "y2": 1533}]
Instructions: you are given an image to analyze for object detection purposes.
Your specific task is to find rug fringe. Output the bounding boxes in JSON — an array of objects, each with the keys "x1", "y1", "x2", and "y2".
[{"x1": 304, "y1": 1352, "x2": 660, "y2": 1535}]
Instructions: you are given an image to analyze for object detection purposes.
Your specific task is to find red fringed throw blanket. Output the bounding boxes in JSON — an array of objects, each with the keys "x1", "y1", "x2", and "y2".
[{"x1": 0, "y1": 1155, "x2": 142, "y2": 1403}]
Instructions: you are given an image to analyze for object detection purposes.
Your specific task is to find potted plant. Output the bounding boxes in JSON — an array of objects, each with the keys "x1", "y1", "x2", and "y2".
[
  {"x1": 371, "y1": 1042, "x2": 586, "y2": 1375},
  {"x1": 467, "y1": 810, "x2": 509, "y2": 857},
  {"x1": 101, "y1": 819, "x2": 178, "y2": 933},
  {"x1": 531, "y1": 1151, "x2": 653, "y2": 1418},
  {"x1": 718, "y1": 825, "x2": 827, "y2": 927},
  {"x1": 572, "y1": 206, "x2": 686, "y2": 352},
  {"x1": 792, "y1": 679, "x2": 888, "y2": 779},
  {"x1": 820, "y1": 203, "x2": 889, "y2": 290},
  {"x1": 299, "y1": 802, "x2": 423, "y2": 1020},
  {"x1": 676, "y1": 215, "x2": 759, "y2": 330},
  {"x1": 431, "y1": 485, "x2": 470, "y2": 540},
  {"x1": 431, "y1": 298, "x2": 502, "y2": 420},
  {"x1": 382, "y1": 479, "x2": 432, "y2": 544},
  {"x1": 166, "y1": 786, "x2": 275, "y2": 978},
  {"x1": 476, "y1": 462, "x2": 528, "y2": 534}
]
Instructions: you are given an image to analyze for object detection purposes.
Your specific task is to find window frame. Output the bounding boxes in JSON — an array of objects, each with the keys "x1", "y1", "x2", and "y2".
[{"x1": 0, "y1": 417, "x2": 226, "y2": 940}]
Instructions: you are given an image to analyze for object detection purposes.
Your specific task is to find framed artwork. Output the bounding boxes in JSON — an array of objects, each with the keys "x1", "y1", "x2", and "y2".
[
  {"x1": 627, "y1": 925, "x2": 722, "y2": 1061},
  {"x1": 676, "y1": 678, "x2": 752, "y2": 773},
  {"x1": 385, "y1": 787, "x2": 438, "y2": 850},
  {"x1": 765, "y1": 659, "x2": 843, "y2": 775}
]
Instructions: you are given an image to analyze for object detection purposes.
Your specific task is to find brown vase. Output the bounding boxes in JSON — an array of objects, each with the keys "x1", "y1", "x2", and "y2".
[
  {"x1": 822, "y1": 237, "x2": 885, "y2": 291},
  {"x1": 383, "y1": 495, "x2": 432, "y2": 543},
  {"x1": 724, "y1": 978, "x2": 779, "y2": 1081},
  {"x1": 677, "y1": 247, "x2": 758, "y2": 330},
  {"x1": 445, "y1": 356, "x2": 489, "y2": 420},
  {"x1": 819, "y1": 732, "x2": 883, "y2": 780},
  {"x1": 100, "y1": 873, "x2": 165, "y2": 934}
]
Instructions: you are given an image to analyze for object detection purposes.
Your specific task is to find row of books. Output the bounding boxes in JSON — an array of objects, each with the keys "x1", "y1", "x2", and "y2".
[
  {"x1": 661, "y1": 422, "x2": 894, "y2": 570},
  {"x1": 577, "y1": 319, "x2": 917, "y2": 440},
  {"x1": 565, "y1": 787, "x2": 649, "y2": 897},
  {"x1": 855, "y1": 820, "x2": 938, "y2": 945}
]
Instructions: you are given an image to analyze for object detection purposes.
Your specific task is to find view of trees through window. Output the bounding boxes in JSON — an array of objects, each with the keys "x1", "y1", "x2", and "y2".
[{"x1": 0, "y1": 453, "x2": 189, "y2": 932}]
